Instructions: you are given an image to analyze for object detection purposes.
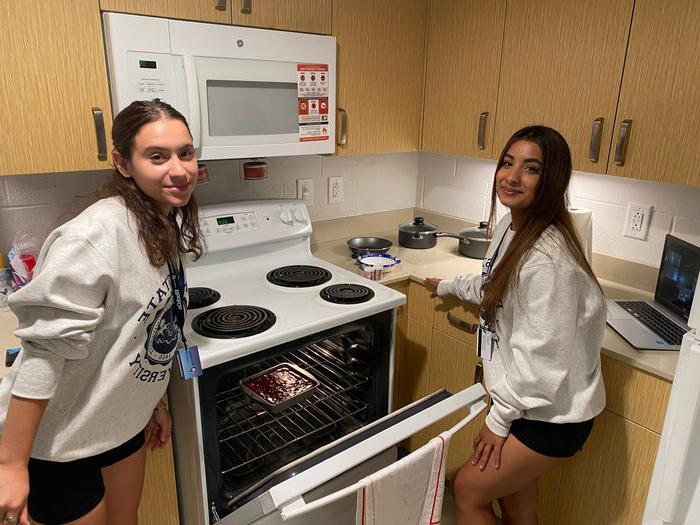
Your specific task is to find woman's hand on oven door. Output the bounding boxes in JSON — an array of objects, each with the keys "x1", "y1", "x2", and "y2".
[
  {"x1": 470, "y1": 424, "x2": 506, "y2": 471},
  {"x1": 145, "y1": 400, "x2": 172, "y2": 451},
  {"x1": 424, "y1": 277, "x2": 442, "y2": 298}
]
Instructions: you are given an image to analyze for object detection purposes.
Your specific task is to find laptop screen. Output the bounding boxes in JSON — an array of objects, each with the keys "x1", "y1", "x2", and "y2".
[{"x1": 655, "y1": 234, "x2": 700, "y2": 321}]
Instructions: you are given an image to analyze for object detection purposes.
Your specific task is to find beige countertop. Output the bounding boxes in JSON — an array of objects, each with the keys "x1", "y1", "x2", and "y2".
[
  {"x1": 313, "y1": 229, "x2": 678, "y2": 382},
  {"x1": 0, "y1": 229, "x2": 678, "y2": 383}
]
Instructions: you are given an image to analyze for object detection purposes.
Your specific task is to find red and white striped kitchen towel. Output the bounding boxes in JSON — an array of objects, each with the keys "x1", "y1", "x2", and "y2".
[{"x1": 355, "y1": 432, "x2": 450, "y2": 525}]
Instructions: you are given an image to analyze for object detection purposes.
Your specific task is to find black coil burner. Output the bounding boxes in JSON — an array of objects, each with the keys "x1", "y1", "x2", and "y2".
[
  {"x1": 192, "y1": 306, "x2": 276, "y2": 339},
  {"x1": 266, "y1": 265, "x2": 332, "y2": 288},
  {"x1": 319, "y1": 284, "x2": 375, "y2": 305},
  {"x1": 187, "y1": 287, "x2": 221, "y2": 309}
]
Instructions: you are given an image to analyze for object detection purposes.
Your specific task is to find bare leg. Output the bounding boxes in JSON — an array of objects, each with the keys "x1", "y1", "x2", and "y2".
[
  {"x1": 499, "y1": 478, "x2": 539, "y2": 525},
  {"x1": 101, "y1": 444, "x2": 147, "y2": 525},
  {"x1": 453, "y1": 434, "x2": 563, "y2": 525}
]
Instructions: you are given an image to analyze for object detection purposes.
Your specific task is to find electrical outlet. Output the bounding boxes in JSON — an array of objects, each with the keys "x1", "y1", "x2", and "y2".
[
  {"x1": 328, "y1": 176, "x2": 343, "y2": 204},
  {"x1": 623, "y1": 202, "x2": 652, "y2": 240},
  {"x1": 296, "y1": 179, "x2": 313, "y2": 205}
]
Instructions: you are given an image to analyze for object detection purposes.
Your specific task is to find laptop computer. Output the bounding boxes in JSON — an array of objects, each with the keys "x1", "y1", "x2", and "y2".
[{"x1": 606, "y1": 234, "x2": 700, "y2": 351}]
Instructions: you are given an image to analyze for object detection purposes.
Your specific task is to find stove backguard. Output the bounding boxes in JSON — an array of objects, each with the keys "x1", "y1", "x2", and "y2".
[{"x1": 195, "y1": 310, "x2": 393, "y2": 521}]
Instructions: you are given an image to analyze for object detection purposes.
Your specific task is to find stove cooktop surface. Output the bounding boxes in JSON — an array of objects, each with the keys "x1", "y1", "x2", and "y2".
[{"x1": 184, "y1": 254, "x2": 404, "y2": 369}]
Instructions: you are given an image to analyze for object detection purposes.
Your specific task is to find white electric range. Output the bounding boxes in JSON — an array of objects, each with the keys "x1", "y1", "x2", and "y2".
[{"x1": 169, "y1": 199, "x2": 485, "y2": 525}]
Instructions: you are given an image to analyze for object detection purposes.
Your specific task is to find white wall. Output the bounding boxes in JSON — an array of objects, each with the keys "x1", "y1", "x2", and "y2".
[
  {"x1": 1, "y1": 151, "x2": 699, "y2": 268},
  {"x1": 0, "y1": 153, "x2": 420, "y2": 256},
  {"x1": 417, "y1": 153, "x2": 700, "y2": 267}
]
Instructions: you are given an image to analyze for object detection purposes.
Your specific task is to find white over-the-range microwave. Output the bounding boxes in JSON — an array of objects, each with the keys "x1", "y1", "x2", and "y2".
[{"x1": 102, "y1": 12, "x2": 336, "y2": 160}]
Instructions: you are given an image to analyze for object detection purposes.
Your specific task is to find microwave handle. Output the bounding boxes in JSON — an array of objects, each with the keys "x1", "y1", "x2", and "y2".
[
  {"x1": 183, "y1": 55, "x2": 201, "y2": 150},
  {"x1": 337, "y1": 108, "x2": 348, "y2": 146}
]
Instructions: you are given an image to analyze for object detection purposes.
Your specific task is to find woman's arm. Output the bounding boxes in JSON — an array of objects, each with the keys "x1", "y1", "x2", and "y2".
[{"x1": 0, "y1": 396, "x2": 50, "y2": 525}]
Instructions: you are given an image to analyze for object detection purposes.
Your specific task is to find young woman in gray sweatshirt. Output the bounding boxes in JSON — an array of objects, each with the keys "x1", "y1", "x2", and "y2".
[
  {"x1": 425, "y1": 126, "x2": 606, "y2": 525},
  {"x1": 0, "y1": 99, "x2": 203, "y2": 525}
]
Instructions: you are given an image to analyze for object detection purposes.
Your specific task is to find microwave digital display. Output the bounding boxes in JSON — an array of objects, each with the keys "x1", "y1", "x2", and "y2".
[
  {"x1": 139, "y1": 60, "x2": 157, "y2": 69},
  {"x1": 217, "y1": 216, "x2": 235, "y2": 225}
]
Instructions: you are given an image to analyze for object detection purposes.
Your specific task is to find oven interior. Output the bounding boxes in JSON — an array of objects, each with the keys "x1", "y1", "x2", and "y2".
[{"x1": 197, "y1": 310, "x2": 393, "y2": 520}]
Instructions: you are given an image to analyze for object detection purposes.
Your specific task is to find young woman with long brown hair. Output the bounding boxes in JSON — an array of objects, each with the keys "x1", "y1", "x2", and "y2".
[
  {"x1": 0, "y1": 99, "x2": 202, "y2": 525},
  {"x1": 425, "y1": 126, "x2": 606, "y2": 525}
]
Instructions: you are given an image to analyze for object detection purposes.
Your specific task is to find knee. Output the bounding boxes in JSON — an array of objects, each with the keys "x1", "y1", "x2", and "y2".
[{"x1": 452, "y1": 463, "x2": 491, "y2": 511}]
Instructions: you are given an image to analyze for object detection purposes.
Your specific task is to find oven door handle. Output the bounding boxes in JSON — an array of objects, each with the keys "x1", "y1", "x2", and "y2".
[{"x1": 257, "y1": 383, "x2": 486, "y2": 518}]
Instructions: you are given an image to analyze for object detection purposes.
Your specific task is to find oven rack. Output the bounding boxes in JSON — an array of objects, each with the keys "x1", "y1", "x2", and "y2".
[{"x1": 216, "y1": 340, "x2": 370, "y2": 475}]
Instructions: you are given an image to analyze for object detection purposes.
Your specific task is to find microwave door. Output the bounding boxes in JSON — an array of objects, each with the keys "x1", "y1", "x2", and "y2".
[
  {"x1": 179, "y1": 56, "x2": 332, "y2": 160},
  {"x1": 225, "y1": 383, "x2": 487, "y2": 525}
]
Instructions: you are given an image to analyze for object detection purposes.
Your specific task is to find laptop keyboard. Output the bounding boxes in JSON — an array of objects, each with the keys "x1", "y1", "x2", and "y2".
[{"x1": 619, "y1": 301, "x2": 685, "y2": 345}]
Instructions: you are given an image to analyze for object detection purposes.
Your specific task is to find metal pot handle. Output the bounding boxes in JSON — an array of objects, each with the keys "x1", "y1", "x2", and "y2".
[{"x1": 435, "y1": 232, "x2": 470, "y2": 244}]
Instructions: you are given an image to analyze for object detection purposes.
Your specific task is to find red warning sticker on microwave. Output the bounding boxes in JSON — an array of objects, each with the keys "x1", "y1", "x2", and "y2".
[
  {"x1": 298, "y1": 64, "x2": 330, "y2": 141},
  {"x1": 297, "y1": 64, "x2": 329, "y2": 98}
]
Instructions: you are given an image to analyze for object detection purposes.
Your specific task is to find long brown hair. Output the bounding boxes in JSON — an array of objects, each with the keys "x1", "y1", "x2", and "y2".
[
  {"x1": 481, "y1": 125, "x2": 600, "y2": 327},
  {"x1": 98, "y1": 99, "x2": 203, "y2": 267}
]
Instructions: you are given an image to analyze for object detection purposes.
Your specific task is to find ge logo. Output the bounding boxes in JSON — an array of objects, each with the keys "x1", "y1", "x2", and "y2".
[{"x1": 190, "y1": 366, "x2": 197, "y2": 373}]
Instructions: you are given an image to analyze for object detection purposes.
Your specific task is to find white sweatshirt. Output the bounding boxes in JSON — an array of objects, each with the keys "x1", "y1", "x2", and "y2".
[
  {"x1": 0, "y1": 197, "x2": 184, "y2": 461},
  {"x1": 437, "y1": 216, "x2": 606, "y2": 437}
]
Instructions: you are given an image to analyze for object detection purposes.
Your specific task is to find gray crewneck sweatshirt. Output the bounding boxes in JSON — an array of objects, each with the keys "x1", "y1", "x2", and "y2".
[
  {"x1": 437, "y1": 215, "x2": 606, "y2": 437},
  {"x1": 0, "y1": 197, "x2": 184, "y2": 461}
]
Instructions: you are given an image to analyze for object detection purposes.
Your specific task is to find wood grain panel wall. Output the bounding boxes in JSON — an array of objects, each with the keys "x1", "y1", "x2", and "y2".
[
  {"x1": 422, "y1": 0, "x2": 505, "y2": 158},
  {"x1": 494, "y1": 0, "x2": 634, "y2": 173},
  {"x1": 333, "y1": 0, "x2": 428, "y2": 155},
  {"x1": 232, "y1": 0, "x2": 331, "y2": 34},
  {"x1": 606, "y1": 0, "x2": 700, "y2": 186},
  {"x1": 100, "y1": 0, "x2": 231, "y2": 23},
  {"x1": 0, "y1": 0, "x2": 113, "y2": 176}
]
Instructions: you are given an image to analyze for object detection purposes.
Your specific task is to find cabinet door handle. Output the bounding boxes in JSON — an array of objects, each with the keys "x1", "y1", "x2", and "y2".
[
  {"x1": 337, "y1": 108, "x2": 348, "y2": 146},
  {"x1": 215, "y1": 0, "x2": 227, "y2": 11},
  {"x1": 614, "y1": 119, "x2": 632, "y2": 166},
  {"x1": 477, "y1": 111, "x2": 489, "y2": 150},
  {"x1": 241, "y1": 0, "x2": 252, "y2": 14},
  {"x1": 588, "y1": 117, "x2": 604, "y2": 163},
  {"x1": 447, "y1": 312, "x2": 478, "y2": 334},
  {"x1": 91, "y1": 107, "x2": 107, "y2": 161},
  {"x1": 474, "y1": 362, "x2": 483, "y2": 384}
]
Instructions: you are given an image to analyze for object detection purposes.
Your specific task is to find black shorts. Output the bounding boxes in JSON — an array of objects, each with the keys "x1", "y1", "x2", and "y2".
[
  {"x1": 27, "y1": 431, "x2": 145, "y2": 525},
  {"x1": 510, "y1": 417, "x2": 594, "y2": 458}
]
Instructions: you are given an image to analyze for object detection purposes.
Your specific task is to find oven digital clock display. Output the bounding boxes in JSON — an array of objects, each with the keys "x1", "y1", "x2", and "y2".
[{"x1": 217, "y1": 216, "x2": 235, "y2": 225}]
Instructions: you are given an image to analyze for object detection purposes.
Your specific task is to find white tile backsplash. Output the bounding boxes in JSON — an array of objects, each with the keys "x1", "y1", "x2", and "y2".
[
  {"x1": 419, "y1": 154, "x2": 700, "y2": 268},
  {"x1": 1, "y1": 150, "x2": 698, "y2": 269}
]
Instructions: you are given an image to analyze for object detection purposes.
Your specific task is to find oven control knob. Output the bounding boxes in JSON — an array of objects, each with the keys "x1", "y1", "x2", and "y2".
[
  {"x1": 293, "y1": 208, "x2": 308, "y2": 224},
  {"x1": 280, "y1": 208, "x2": 294, "y2": 225}
]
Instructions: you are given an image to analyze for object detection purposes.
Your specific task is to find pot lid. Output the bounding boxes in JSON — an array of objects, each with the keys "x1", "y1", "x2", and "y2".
[
  {"x1": 399, "y1": 217, "x2": 439, "y2": 234},
  {"x1": 459, "y1": 221, "x2": 489, "y2": 240}
]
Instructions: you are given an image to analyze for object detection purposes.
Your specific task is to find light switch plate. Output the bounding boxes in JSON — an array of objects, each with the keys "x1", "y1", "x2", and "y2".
[{"x1": 296, "y1": 179, "x2": 313, "y2": 205}]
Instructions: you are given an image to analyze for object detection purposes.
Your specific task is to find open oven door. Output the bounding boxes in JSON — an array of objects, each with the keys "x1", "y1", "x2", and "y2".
[{"x1": 223, "y1": 383, "x2": 487, "y2": 525}]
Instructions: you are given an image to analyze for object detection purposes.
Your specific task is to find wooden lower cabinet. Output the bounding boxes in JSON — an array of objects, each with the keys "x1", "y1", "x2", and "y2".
[
  {"x1": 139, "y1": 440, "x2": 180, "y2": 524},
  {"x1": 553, "y1": 410, "x2": 660, "y2": 524}
]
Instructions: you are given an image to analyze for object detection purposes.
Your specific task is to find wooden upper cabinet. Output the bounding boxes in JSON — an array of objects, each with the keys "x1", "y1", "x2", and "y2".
[
  {"x1": 232, "y1": 0, "x2": 331, "y2": 34},
  {"x1": 100, "y1": 0, "x2": 231, "y2": 23},
  {"x1": 607, "y1": 0, "x2": 700, "y2": 186},
  {"x1": 333, "y1": 0, "x2": 428, "y2": 156},
  {"x1": 493, "y1": 0, "x2": 633, "y2": 173},
  {"x1": 421, "y1": 0, "x2": 505, "y2": 158},
  {"x1": 0, "y1": 0, "x2": 113, "y2": 176}
]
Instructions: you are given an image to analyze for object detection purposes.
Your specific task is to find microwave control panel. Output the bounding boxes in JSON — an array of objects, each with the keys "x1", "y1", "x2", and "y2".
[
  {"x1": 200, "y1": 212, "x2": 259, "y2": 237},
  {"x1": 126, "y1": 51, "x2": 175, "y2": 103}
]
